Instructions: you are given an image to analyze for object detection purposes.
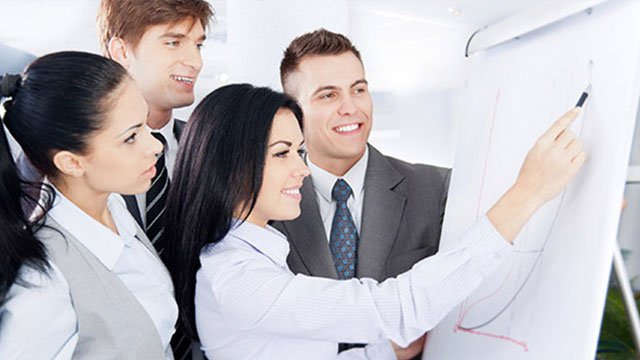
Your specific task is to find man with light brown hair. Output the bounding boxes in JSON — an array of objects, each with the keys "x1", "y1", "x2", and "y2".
[
  {"x1": 273, "y1": 28, "x2": 448, "y2": 359},
  {"x1": 97, "y1": 1, "x2": 214, "y2": 359}
]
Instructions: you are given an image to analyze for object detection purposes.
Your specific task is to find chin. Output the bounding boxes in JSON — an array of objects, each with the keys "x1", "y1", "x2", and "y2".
[
  {"x1": 173, "y1": 96, "x2": 195, "y2": 108},
  {"x1": 120, "y1": 182, "x2": 152, "y2": 196},
  {"x1": 272, "y1": 209, "x2": 302, "y2": 222}
]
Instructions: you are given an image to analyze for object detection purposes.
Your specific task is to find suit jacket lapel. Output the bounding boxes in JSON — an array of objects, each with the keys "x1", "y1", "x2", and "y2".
[
  {"x1": 283, "y1": 177, "x2": 338, "y2": 279},
  {"x1": 173, "y1": 119, "x2": 186, "y2": 141},
  {"x1": 357, "y1": 145, "x2": 406, "y2": 280},
  {"x1": 122, "y1": 195, "x2": 144, "y2": 229}
]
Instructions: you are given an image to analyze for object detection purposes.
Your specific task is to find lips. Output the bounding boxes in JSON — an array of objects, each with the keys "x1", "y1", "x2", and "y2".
[
  {"x1": 333, "y1": 123, "x2": 362, "y2": 134},
  {"x1": 170, "y1": 75, "x2": 195, "y2": 85},
  {"x1": 281, "y1": 186, "x2": 302, "y2": 200},
  {"x1": 142, "y1": 162, "x2": 157, "y2": 178}
]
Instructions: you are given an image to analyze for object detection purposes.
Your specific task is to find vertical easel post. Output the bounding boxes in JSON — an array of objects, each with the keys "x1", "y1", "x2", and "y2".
[{"x1": 612, "y1": 242, "x2": 640, "y2": 354}]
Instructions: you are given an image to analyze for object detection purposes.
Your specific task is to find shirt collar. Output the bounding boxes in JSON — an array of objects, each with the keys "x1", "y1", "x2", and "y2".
[
  {"x1": 48, "y1": 189, "x2": 138, "y2": 270},
  {"x1": 228, "y1": 220, "x2": 290, "y2": 267},
  {"x1": 308, "y1": 146, "x2": 369, "y2": 203},
  {"x1": 150, "y1": 118, "x2": 175, "y2": 152}
]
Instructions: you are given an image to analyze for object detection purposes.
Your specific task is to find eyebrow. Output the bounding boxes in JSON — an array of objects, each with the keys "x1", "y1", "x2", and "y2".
[
  {"x1": 116, "y1": 123, "x2": 143, "y2": 138},
  {"x1": 268, "y1": 138, "x2": 305, "y2": 148},
  {"x1": 160, "y1": 33, "x2": 207, "y2": 42},
  {"x1": 351, "y1": 79, "x2": 368, "y2": 88},
  {"x1": 311, "y1": 79, "x2": 368, "y2": 97},
  {"x1": 160, "y1": 32, "x2": 186, "y2": 40},
  {"x1": 268, "y1": 140, "x2": 292, "y2": 147}
]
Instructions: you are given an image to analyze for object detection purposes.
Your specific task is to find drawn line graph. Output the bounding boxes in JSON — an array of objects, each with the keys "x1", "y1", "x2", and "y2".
[{"x1": 453, "y1": 68, "x2": 590, "y2": 351}]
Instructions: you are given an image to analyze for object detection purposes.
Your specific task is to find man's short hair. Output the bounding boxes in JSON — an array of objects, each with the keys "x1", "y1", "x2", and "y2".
[
  {"x1": 97, "y1": 0, "x2": 214, "y2": 56},
  {"x1": 280, "y1": 28, "x2": 362, "y2": 93}
]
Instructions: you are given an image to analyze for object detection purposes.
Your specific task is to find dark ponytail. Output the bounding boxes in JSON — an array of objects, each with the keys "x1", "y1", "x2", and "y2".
[
  {"x1": 0, "y1": 52, "x2": 129, "y2": 306},
  {"x1": 0, "y1": 74, "x2": 48, "y2": 306}
]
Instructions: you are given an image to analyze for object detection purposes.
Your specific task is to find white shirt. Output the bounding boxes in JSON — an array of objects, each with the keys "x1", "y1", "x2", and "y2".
[
  {"x1": 308, "y1": 147, "x2": 369, "y2": 240},
  {"x1": 195, "y1": 215, "x2": 512, "y2": 360},
  {"x1": 0, "y1": 190, "x2": 177, "y2": 359},
  {"x1": 135, "y1": 118, "x2": 179, "y2": 227},
  {"x1": 307, "y1": 147, "x2": 392, "y2": 355}
]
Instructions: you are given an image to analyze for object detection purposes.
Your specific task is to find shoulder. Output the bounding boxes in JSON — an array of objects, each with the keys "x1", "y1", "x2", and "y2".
[
  {"x1": 0, "y1": 262, "x2": 76, "y2": 357},
  {"x1": 370, "y1": 147, "x2": 451, "y2": 188},
  {"x1": 2, "y1": 262, "x2": 72, "y2": 313},
  {"x1": 198, "y1": 235, "x2": 290, "y2": 293},
  {"x1": 199, "y1": 236, "x2": 268, "y2": 278}
]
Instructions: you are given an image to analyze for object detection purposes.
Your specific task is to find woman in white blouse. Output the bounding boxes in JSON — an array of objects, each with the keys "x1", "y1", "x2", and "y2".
[
  {"x1": 0, "y1": 52, "x2": 177, "y2": 359},
  {"x1": 164, "y1": 84, "x2": 585, "y2": 359}
]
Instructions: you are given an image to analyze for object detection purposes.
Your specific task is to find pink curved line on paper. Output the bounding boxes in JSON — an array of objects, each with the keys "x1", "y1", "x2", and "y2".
[
  {"x1": 454, "y1": 324, "x2": 529, "y2": 352},
  {"x1": 474, "y1": 91, "x2": 501, "y2": 218}
]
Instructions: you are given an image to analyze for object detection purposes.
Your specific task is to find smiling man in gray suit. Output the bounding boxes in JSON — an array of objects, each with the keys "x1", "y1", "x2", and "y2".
[{"x1": 272, "y1": 29, "x2": 449, "y2": 359}]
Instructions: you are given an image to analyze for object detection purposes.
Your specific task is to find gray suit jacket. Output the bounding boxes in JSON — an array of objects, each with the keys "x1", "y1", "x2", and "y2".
[
  {"x1": 40, "y1": 217, "x2": 169, "y2": 359},
  {"x1": 272, "y1": 144, "x2": 450, "y2": 281}
]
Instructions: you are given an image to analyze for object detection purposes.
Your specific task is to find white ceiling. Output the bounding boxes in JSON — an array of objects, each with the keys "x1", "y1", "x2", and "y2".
[
  {"x1": 0, "y1": 0, "x2": 547, "y2": 118},
  {"x1": 0, "y1": 0, "x2": 545, "y2": 55},
  {"x1": 348, "y1": 0, "x2": 545, "y2": 27}
]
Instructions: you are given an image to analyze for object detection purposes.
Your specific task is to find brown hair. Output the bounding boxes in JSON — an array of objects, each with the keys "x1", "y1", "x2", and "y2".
[
  {"x1": 280, "y1": 28, "x2": 362, "y2": 93},
  {"x1": 97, "y1": 0, "x2": 214, "y2": 56}
]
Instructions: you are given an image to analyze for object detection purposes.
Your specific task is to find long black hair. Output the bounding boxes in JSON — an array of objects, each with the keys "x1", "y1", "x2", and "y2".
[
  {"x1": 0, "y1": 51, "x2": 129, "y2": 306},
  {"x1": 164, "y1": 83, "x2": 303, "y2": 339}
]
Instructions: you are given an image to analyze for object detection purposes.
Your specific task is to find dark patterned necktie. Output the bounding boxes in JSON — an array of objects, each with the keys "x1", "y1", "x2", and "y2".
[
  {"x1": 329, "y1": 179, "x2": 359, "y2": 280},
  {"x1": 146, "y1": 132, "x2": 169, "y2": 252}
]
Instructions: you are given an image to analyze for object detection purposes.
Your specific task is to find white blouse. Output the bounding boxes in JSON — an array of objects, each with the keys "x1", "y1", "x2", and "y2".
[
  {"x1": 0, "y1": 191, "x2": 177, "y2": 359},
  {"x1": 195, "y1": 216, "x2": 512, "y2": 359}
]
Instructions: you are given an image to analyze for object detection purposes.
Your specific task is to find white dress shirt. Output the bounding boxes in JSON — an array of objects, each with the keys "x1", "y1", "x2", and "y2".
[
  {"x1": 307, "y1": 143, "x2": 393, "y2": 355},
  {"x1": 195, "y1": 215, "x2": 512, "y2": 359},
  {"x1": 135, "y1": 118, "x2": 179, "y2": 227},
  {"x1": 0, "y1": 190, "x2": 177, "y2": 359},
  {"x1": 308, "y1": 147, "x2": 369, "y2": 240}
]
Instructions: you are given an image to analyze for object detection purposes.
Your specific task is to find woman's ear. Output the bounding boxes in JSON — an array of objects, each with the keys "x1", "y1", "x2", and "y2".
[{"x1": 52, "y1": 150, "x2": 85, "y2": 178}]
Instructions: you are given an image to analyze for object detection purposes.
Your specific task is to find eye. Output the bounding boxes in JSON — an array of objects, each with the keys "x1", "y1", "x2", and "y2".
[
  {"x1": 354, "y1": 86, "x2": 367, "y2": 94},
  {"x1": 196, "y1": 43, "x2": 204, "y2": 50},
  {"x1": 166, "y1": 40, "x2": 180, "y2": 47},
  {"x1": 297, "y1": 149, "x2": 307, "y2": 158},
  {"x1": 319, "y1": 92, "x2": 336, "y2": 100},
  {"x1": 273, "y1": 150, "x2": 289, "y2": 158},
  {"x1": 124, "y1": 132, "x2": 138, "y2": 144}
]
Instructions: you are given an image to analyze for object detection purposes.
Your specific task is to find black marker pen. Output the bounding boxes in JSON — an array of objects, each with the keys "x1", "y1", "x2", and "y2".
[{"x1": 575, "y1": 84, "x2": 591, "y2": 108}]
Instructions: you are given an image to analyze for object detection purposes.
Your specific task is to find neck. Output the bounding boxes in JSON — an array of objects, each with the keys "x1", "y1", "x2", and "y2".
[
  {"x1": 241, "y1": 208, "x2": 268, "y2": 228},
  {"x1": 52, "y1": 177, "x2": 116, "y2": 233},
  {"x1": 307, "y1": 151, "x2": 364, "y2": 177},
  {"x1": 245, "y1": 216, "x2": 267, "y2": 228},
  {"x1": 147, "y1": 107, "x2": 173, "y2": 130}
]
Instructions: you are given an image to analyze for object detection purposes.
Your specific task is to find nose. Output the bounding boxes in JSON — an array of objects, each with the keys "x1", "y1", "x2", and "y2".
[
  {"x1": 147, "y1": 132, "x2": 164, "y2": 158},
  {"x1": 338, "y1": 94, "x2": 357, "y2": 116},
  {"x1": 182, "y1": 44, "x2": 203, "y2": 73},
  {"x1": 292, "y1": 155, "x2": 311, "y2": 179}
]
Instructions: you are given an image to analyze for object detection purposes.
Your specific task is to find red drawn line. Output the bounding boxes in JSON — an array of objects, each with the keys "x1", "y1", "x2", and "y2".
[
  {"x1": 457, "y1": 263, "x2": 515, "y2": 322},
  {"x1": 456, "y1": 90, "x2": 530, "y2": 353},
  {"x1": 454, "y1": 325, "x2": 529, "y2": 352},
  {"x1": 475, "y1": 91, "x2": 501, "y2": 219}
]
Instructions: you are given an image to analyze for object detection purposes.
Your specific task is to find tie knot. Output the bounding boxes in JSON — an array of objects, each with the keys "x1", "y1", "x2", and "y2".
[
  {"x1": 151, "y1": 132, "x2": 167, "y2": 146},
  {"x1": 332, "y1": 179, "x2": 353, "y2": 202}
]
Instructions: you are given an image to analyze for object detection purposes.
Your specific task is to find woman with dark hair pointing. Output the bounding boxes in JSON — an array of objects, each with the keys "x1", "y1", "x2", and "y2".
[{"x1": 165, "y1": 83, "x2": 585, "y2": 359}]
